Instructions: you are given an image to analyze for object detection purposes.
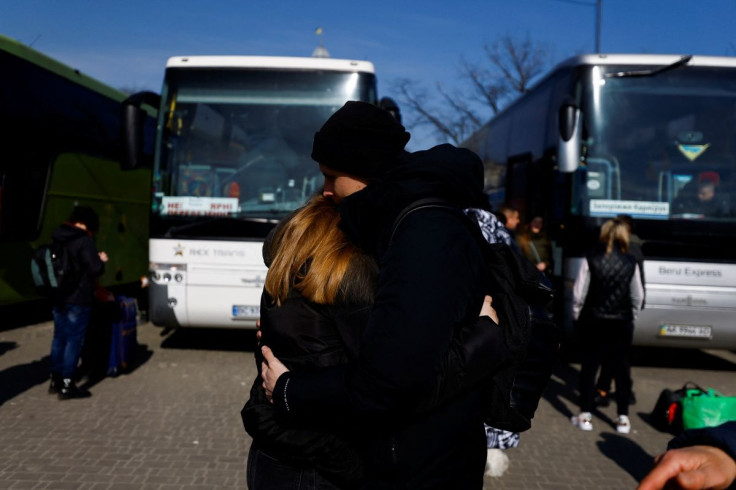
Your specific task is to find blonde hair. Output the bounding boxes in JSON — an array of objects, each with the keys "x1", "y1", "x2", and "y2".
[
  {"x1": 265, "y1": 195, "x2": 362, "y2": 306},
  {"x1": 599, "y1": 218, "x2": 630, "y2": 255}
]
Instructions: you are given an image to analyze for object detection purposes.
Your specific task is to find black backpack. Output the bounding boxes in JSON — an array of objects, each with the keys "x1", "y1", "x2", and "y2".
[
  {"x1": 30, "y1": 241, "x2": 79, "y2": 299},
  {"x1": 390, "y1": 199, "x2": 561, "y2": 432}
]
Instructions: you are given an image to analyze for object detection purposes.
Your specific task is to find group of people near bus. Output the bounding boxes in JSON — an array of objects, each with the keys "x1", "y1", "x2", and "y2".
[
  {"x1": 42, "y1": 98, "x2": 735, "y2": 489},
  {"x1": 237, "y1": 100, "x2": 736, "y2": 489}
]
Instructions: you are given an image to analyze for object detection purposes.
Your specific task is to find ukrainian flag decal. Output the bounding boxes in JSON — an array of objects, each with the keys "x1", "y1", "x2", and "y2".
[{"x1": 677, "y1": 143, "x2": 710, "y2": 162}]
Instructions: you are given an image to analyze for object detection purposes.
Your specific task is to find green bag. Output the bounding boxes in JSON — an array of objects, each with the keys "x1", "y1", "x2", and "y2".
[{"x1": 680, "y1": 387, "x2": 736, "y2": 430}]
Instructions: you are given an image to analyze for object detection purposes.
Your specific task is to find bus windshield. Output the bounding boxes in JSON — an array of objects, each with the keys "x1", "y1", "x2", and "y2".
[
  {"x1": 152, "y1": 68, "x2": 376, "y2": 227},
  {"x1": 579, "y1": 65, "x2": 736, "y2": 222}
]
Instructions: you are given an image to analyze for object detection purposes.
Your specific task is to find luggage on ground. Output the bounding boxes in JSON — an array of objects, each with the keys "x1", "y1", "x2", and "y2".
[
  {"x1": 681, "y1": 387, "x2": 736, "y2": 430},
  {"x1": 651, "y1": 381, "x2": 706, "y2": 434},
  {"x1": 107, "y1": 296, "x2": 138, "y2": 376}
]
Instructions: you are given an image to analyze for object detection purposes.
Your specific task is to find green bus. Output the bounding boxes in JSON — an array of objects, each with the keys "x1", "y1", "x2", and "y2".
[{"x1": 0, "y1": 34, "x2": 154, "y2": 327}]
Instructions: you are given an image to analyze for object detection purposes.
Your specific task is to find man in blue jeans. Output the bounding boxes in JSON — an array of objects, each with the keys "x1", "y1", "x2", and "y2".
[{"x1": 49, "y1": 206, "x2": 108, "y2": 400}]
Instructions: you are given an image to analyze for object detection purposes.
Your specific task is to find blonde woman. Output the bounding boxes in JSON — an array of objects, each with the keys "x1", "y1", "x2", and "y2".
[
  {"x1": 571, "y1": 218, "x2": 644, "y2": 434},
  {"x1": 241, "y1": 195, "x2": 503, "y2": 489}
]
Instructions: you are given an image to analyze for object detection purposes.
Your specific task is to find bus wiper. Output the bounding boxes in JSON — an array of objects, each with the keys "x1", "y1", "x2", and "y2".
[
  {"x1": 604, "y1": 55, "x2": 692, "y2": 79},
  {"x1": 164, "y1": 216, "x2": 279, "y2": 238}
]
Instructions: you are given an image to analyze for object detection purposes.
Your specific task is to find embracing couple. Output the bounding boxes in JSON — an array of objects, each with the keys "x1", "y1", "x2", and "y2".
[{"x1": 241, "y1": 101, "x2": 511, "y2": 489}]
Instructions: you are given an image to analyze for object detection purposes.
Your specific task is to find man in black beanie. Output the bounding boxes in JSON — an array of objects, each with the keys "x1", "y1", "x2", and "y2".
[
  {"x1": 311, "y1": 100, "x2": 410, "y2": 181},
  {"x1": 262, "y1": 100, "x2": 501, "y2": 488}
]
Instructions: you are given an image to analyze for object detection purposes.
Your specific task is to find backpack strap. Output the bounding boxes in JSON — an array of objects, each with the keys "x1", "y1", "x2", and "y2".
[{"x1": 388, "y1": 198, "x2": 458, "y2": 245}]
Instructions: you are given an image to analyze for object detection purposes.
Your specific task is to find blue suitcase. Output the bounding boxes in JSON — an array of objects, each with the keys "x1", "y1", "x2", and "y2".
[{"x1": 107, "y1": 296, "x2": 138, "y2": 376}]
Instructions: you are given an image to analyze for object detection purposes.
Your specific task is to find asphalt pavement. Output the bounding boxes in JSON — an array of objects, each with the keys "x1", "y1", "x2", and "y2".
[{"x1": 1, "y1": 319, "x2": 735, "y2": 489}]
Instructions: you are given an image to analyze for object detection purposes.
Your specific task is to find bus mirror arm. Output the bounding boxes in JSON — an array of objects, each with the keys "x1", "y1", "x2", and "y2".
[
  {"x1": 379, "y1": 96, "x2": 402, "y2": 124},
  {"x1": 557, "y1": 101, "x2": 582, "y2": 173},
  {"x1": 121, "y1": 91, "x2": 161, "y2": 170}
]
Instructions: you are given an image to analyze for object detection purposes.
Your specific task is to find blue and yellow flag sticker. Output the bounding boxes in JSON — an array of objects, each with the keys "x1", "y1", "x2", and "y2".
[{"x1": 677, "y1": 143, "x2": 710, "y2": 162}]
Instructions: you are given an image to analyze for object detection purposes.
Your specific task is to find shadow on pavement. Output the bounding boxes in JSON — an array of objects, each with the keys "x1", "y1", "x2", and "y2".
[
  {"x1": 543, "y1": 360, "x2": 618, "y2": 427},
  {"x1": 78, "y1": 342, "x2": 154, "y2": 391},
  {"x1": 541, "y1": 361, "x2": 579, "y2": 419},
  {"x1": 629, "y1": 347, "x2": 736, "y2": 371},
  {"x1": 598, "y1": 432, "x2": 654, "y2": 483},
  {"x1": 0, "y1": 355, "x2": 51, "y2": 406},
  {"x1": 0, "y1": 341, "x2": 19, "y2": 356},
  {"x1": 0, "y1": 301, "x2": 53, "y2": 332},
  {"x1": 563, "y1": 343, "x2": 736, "y2": 372},
  {"x1": 160, "y1": 327, "x2": 258, "y2": 352}
]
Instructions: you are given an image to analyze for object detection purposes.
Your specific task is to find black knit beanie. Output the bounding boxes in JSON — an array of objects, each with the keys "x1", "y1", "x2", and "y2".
[
  {"x1": 68, "y1": 206, "x2": 100, "y2": 233},
  {"x1": 311, "y1": 101, "x2": 411, "y2": 178}
]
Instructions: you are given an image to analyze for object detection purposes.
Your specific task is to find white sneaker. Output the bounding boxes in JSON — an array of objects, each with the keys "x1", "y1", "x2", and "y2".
[
  {"x1": 485, "y1": 448, "x2": 510, "y2": 478},
  {"x1": 571, "y1": 412, "x2": 593, "y2": 431},
  {"x1": 616, "y1": 414, "x2": 631, "y2": 434}
]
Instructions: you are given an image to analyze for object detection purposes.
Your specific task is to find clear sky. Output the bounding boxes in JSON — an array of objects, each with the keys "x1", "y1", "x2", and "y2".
[{"x1": 2, "y1": 0, "x2": 735, "y2": 149}]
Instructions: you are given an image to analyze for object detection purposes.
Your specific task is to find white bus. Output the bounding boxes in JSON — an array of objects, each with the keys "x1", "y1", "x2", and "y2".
[
  {"x1": 123, "y1": 56, "x2": 379, "y2": 328},
  {"x1": 462, "y1": 54, "x2": 736, "y2": 349}
]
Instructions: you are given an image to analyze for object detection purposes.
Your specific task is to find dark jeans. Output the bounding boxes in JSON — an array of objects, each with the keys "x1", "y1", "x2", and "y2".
[
  {"x1": 247, "y1": 448, "x2": 343, "y2": 490},
  {"x1": 51, "y1": 303, "x2": 92, "y2": 379},
  {"x1": 578, "y1": 318, "x2": 634, "y2": 415}
]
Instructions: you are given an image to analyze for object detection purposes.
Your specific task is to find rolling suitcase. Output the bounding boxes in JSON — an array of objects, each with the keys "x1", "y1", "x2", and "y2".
[{"x1": 107, "y1": 296, "x2": 138, "y2": 376}]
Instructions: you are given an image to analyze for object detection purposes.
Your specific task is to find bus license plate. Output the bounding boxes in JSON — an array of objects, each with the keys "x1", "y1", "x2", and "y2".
[
  {"x1": 658, "y1": 324, "x2": 712, "y2": 339},
  {"x1": 232, "y1": 305, "x2": 260, "y2": 318}
]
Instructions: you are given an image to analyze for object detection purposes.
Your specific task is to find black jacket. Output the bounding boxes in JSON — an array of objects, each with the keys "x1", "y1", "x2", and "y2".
[
  {"x1": 241, "y1": 215, "x2": 377, "y2": 486},
  {"x1": 668, "y1": 421, "x2": 736, "y2": 462},
  {"x1": 271, "y1": 144, "x2": 499, "y2": 489},
  {"x1": 582, "y1": 246, "x2": 637, "y2": 321},
  {"x1": 51, "y1": 223, "x2": 105, "y2": 305}
]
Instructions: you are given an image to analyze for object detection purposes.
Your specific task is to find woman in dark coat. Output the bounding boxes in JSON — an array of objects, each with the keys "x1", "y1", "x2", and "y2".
[{"x1": 242, "y1": 195, "x2": 376, "y2": 488}]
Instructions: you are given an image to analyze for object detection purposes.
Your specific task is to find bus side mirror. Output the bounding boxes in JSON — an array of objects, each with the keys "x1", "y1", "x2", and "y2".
[
  {"x1": 557, "y1": 100, "x2": 582, "y2": 173},
  {"x1": 121, "y1": 91, "x2": 160, "y2": 170},
  {"x1": 379, "y1": 97, "x2": 402, "y2": 124}
]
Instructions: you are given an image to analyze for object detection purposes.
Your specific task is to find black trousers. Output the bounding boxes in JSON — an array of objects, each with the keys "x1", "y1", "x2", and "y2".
[{"x1": 578, "y1": 318, "x2": 635, "y2": 415}]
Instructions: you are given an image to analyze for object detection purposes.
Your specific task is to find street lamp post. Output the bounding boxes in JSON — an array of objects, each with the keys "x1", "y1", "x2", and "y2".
[
  {"x1": 595, "y1": 0, "x2": 602, "y2": 53},
  {"x1": 554, "y1": 0, "x2": 603, "y2": 53}
]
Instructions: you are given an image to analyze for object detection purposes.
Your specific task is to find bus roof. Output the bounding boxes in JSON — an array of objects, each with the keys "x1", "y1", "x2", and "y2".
[
  {"x1": 554, "y1": 53, "x2": 736, "y2": 70},
  {"x1": 166, "y1": 56, "x2": 375, "y2": 73},
  {"x1": 0, "y1": 34, "x2": 127, "y2": 103}
]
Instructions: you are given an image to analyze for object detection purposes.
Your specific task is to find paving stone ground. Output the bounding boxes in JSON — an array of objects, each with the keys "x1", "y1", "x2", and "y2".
[{"x1": 1, "y1": 320, "x2": 734, "y2": 489}]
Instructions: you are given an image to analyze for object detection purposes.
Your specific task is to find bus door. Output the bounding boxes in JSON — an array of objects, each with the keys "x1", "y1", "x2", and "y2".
[{"x1": 507, "y1": 153, "x2": 553, "y2": 223}]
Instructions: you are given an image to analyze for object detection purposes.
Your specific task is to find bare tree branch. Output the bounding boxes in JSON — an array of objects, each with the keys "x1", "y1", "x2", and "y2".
[
  {"x1": 393, "y1": 78, "x2": 460, "y2": 143},
  {"x1": 393, "y1": 34, "x2": 552, "y2": 146},
  {"x1": 458, "y1": 58, "x2": 506, "y2": 114}
]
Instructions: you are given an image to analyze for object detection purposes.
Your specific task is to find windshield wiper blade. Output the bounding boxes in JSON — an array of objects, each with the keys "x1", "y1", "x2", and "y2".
[
  {"x1": 604, "y1": 55, "x2": 693, "y2": 79},
  {"x1": 164, "y1": 216, "x2": 279, "y2": 238}
]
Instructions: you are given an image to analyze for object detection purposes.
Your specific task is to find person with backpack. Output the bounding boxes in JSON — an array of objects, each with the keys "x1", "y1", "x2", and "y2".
[
  {"x1": 242, "y1": 194, "x2": 505, "y2": 488},
  {"x1": 48, "y1": 206, "x2": 108, "y2": 400},
  {"x1": 258, "y1": 101, "x2": 535, "y2": 488}
]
